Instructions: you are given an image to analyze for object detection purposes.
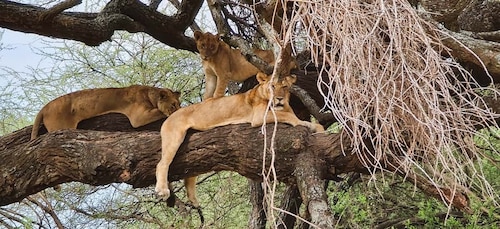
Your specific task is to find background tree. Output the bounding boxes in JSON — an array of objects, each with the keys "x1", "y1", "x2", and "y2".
[{"x1": 0, "y1": 0, "x2": 499, "y2": 228}]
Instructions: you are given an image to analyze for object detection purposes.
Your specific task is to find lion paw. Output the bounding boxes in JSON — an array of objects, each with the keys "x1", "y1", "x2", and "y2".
[
  {"x1": 314, "y1": 123, "x2": 325, "y2": 132},
  {"x1": 155, "y1": 183, "x2": 171, "y2": 198}
]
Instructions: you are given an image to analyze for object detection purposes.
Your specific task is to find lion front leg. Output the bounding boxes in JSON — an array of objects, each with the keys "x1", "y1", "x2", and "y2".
[
  {"x1": 129, "y1": 108, "x2": 165, "y2": 128},
  {"x1": 155, "y1": 156, "x2": 172, "y2": 197},
  {"x1": 203, "y1": 71, "x2": 217, "y2": 100},
  {"x1": 155, "y1": 126, "x2": 188, "y2": 198},
  {"x1": 300, "y1": 120, "x2": 325, "y2": 133},
  {"x1": 254, "y1": 111, "x2": 325, "y2": 133},
  {"x1": 212, "y1": 76, "x2": 229, "y2": 99}
]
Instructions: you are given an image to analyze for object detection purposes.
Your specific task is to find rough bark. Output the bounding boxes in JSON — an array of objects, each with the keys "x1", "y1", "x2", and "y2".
[
  {"x1": 0, "y1": 0, "x2": 202, "y2": 50},
  {"x1": 0, "y1": 114, "x2": 358, "y2": 207},
  {"x1": 295, "y1": 154, "x2": 336, "y2": 229},
  {"x1": 248, "y1": 180, "x2": 266, "y2": 229},
  {"x1": 457, "y1": 0, "x2": 500, "y2": 32},
  {"x1": 277, "y1": 185, "x2": 302, "y2": 229}
]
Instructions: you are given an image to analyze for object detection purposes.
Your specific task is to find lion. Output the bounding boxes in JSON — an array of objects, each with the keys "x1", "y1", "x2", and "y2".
[
  {"x1": 193, "y1": 31, "x2": 275, "y2": 100},
  {"x1": 31, "y1": 85, "x2": 181, "y2": 140},
  {"x1": 155, "y1": 72, "x2": 324, "y2": 207}
]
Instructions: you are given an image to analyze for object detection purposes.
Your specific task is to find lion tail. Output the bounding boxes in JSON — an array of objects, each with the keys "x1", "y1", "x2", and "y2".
[{"x1": 31, "y1": 111, "x2": 43, "y2": 140}]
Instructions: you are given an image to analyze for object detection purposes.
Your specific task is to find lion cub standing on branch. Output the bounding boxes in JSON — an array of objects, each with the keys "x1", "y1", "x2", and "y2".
[
  {"x1": 31, "y1": 85, "x2": 181, "y2": 139},
  {"x1": 194, "y1": 31, "x2": 275, "y2": 100},
  {"x1": 155, "y1": 72, "x2": 324, "y2": 206}
]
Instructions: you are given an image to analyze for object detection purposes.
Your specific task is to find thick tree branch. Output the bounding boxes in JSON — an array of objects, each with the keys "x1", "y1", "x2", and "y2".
[
  {"x1": 0, "y1": 0, "x2": 201, "y2": 50},
  {"x1": 167, "y1": 0, "x2": 201, "y2": 31},
  {"x1": 0, "y1": 115, "x2": 358, "y2": 207},
  {"x1": 248, "y1": 180, "x2": 266, "y2": 229},
  {"x1": 441, "y1": 27, "x2": 500, "y2": 83},
  {"x1": 290, "y1": 84, "x2": 335, "y2": 127}
]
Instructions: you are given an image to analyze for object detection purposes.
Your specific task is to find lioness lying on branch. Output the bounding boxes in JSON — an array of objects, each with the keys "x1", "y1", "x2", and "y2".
[
  {"x1": 31, "y1": 85, "x2": 181, "y2": 139},
  {"x1": 155, "y1": 72, "x2": 324, "y2": 207}
]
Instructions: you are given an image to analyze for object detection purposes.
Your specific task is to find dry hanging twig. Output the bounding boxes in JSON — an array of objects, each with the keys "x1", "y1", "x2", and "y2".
[{"x1": 283, "y1": 0, "x2": 500, "y2": 210}]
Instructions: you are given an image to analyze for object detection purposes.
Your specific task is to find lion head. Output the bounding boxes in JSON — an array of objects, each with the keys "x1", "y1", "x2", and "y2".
[
  {"x1": 149, "y1": 89, "x2": 181, "y2": 116},
  {"x1": 255, "y1": 72, "x2": 296, "y2": 111},
  {"x1": 194, "y1": 31, "x2": 221, "y2": 60}
]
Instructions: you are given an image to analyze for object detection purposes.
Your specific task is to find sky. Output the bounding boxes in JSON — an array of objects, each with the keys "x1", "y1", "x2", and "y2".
[{"x1": 0, "y1": 29, "x2": 48, "y2": 74}]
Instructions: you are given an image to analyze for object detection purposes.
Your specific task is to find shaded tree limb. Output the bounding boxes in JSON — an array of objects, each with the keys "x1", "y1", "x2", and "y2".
[
  {"x1": 388, "y1": 165, "x2": 471, "y2": 213},
  {"x1": 167, "y1": 0, "x2": 201, "y2": 32},
  {"x1": 441, "y1": 27, "x2": 500, "y2": 83},
  {"x1": 417, "y1": 13, "x2": 500, "y2": 84},
  {"x1": 290, "y1": 84, "x2": 335, "y2": 127}
]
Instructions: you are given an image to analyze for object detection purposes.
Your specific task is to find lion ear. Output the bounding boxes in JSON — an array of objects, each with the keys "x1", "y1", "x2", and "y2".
[
  {"x1": 148, "y1": 89, "x2": 161, "y2": 105},
  {"x1": 256, "y1": 72, "x2": 270, "y2": 84},
  {"x1": 194, "y1": 31, "x2": 203, "y2": 40},
  {"x1": 284, "y1": 74, "x2": 297, "y2": 86},
  {"x1": 173, "y1": 91, "x2": 181, "y2": 99}
]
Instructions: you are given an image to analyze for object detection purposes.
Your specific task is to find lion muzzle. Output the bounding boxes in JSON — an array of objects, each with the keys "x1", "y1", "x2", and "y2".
[{"x1": 273, "y1": 97, "x2": 286, "y2": 110}]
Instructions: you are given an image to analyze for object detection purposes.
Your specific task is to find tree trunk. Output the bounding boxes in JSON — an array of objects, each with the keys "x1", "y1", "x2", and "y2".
[
  {"x1": 277, "y1": 185, "x2": 302, "y2": 229},
  {"x1": 295, "y1": 154, "x2": 336, "y2": 229},
  {"x1": 248, "y1": 180, "x2": 266, "y2": 229}
]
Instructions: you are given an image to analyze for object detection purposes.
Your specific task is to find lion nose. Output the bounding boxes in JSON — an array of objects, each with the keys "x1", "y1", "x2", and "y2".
[{"x1": 276, "y1": 97, "x2": 284, "y2": 103}]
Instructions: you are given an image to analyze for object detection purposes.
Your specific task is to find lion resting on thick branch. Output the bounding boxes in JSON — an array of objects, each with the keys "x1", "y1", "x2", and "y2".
[
  {"x1": 31, "y1": 85, "x2": 181, "y2": 139},
  {"x1": 155, "y1": 73, "x2": 324, "y2": 206}
]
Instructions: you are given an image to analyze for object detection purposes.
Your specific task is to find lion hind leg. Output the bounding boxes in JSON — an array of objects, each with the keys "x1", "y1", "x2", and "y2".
[
  {"x1": 185, "y1": 176, "x2": 199, "y2": 207},
  {"x1": 44, "y1": 117, "x2": 79, "y2": 132}
]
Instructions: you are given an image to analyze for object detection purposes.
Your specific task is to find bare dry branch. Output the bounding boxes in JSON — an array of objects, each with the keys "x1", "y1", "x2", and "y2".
[{"x1": 284, "y1": 0, "x2": 500, "y2": 209}]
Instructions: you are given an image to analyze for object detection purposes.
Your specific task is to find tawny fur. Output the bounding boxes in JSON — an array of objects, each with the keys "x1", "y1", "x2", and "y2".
[
  {"x1": 193, "y1": 31, "x2": 275, "y2": 100},
  {"x1": 31, "y1": 85, "x2": 181, "y2": 140},
  {"x1": 155, "y1": 73, "x2": 324, "y2": 207}
]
